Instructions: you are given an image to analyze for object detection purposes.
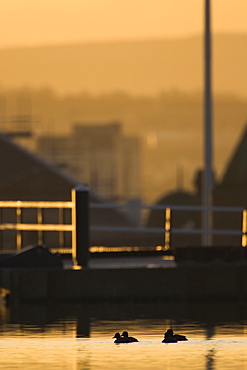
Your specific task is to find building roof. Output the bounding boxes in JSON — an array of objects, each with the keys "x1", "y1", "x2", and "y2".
[
  {"x1": 220, "y1": 125, "x2": 247, "y2": 189},
  {"x1": 0, "y1": 134, "x2": 133, "y2": 235},
  {"x1": 0, "y1": 133, "x2": 80, "y2": 201}
]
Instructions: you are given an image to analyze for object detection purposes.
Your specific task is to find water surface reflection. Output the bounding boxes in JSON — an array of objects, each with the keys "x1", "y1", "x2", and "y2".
[{"x1": 0, "y1": 301, "x2": 247, "y2": 369}]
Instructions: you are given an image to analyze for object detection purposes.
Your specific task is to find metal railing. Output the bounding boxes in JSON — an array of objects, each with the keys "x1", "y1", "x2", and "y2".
[
  {"x1": 90, "y1": 203, "x2": 247, "y2": 248},
  {"x1": 0, "y1": 189, "x2": 246, "y2": 265},
  {"x1": 0, "y1": 186, "x2": 89, "y2": 266},
  {"x1": 0, "y1": 200, "x2": 74, "y2": 250}
]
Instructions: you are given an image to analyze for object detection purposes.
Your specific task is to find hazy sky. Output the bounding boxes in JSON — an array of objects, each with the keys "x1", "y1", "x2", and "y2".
[{"x1": 1, "y1": 0, "x2": 247, "y2": 48}]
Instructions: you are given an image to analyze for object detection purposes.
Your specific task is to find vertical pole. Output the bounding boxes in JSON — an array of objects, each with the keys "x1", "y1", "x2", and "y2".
[
  {"x1": 203, "y1": 0, "x2": 213, "y2": 246},
  {"x1": 164, "y1": 208, "x2": 171, "y2": 251},
  {"x1": 242, "y1": 209, "x2": 247, "y2": 247},
  {"x1": 16, "y1": 207, "x2": 22, "y2": 251},
  {"x1": 72, "y1": 186, "x2": 90, "y2": 267},
  {"x1": 0, "y1": 208, "x2": 2, "y2": 251},
  {"x1": 58, "y1": 208, "x2": 65, "y2": 248},
  {"x1": 37, "y1": 208, "x2": 43, "y2": 245}
]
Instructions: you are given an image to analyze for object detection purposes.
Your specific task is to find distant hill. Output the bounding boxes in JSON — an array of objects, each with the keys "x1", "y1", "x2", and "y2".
[{"x1": 0, "y1": 34, "x2": 246, "y2": 97}]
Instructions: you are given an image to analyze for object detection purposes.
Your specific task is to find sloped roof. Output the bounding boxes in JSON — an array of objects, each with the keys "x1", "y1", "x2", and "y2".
[
  {"x1": 220, "y1": 125, "x2": 247, "y2": 189},
  {"x1": 0, "y1": 134, "x2": 133, "y2": 230},
  {"x1": 0, "y1": 133, "x2": 80, "y2": 201}
]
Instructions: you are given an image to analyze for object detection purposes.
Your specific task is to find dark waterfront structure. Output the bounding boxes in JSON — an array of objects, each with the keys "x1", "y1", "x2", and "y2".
[
  {"x1": 1, "y1": 261, "x2": 247, "y2": 303},
  {"x1": 0, "y1": 128, "x2": 247, "y2": 303},
  {"x1": 147, "y1": 125, "x2": 247, "y2": 248}
]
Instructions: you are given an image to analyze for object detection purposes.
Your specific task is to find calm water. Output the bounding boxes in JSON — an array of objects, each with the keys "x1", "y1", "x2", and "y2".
[{"x1": 1, "y1": 301, "x2": 247, "y2": 369}]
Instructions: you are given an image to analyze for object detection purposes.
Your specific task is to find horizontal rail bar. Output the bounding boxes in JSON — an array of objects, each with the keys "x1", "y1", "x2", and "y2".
[
  {"x1": 90, "y1": 225, "x2": 244, "y2": 236},
  {"x1": 0, "y1": 223, "x2": 242, "y2": 236},
  {"x1": 0, "y1": 201, "x2": 244, "y2": 212},
  {"x1": 0, "y1": 201, "x2": 74, "y2": 208},
  {"x1": 90, "y1": 203, "x2": 245, "y2": 212},
  {"x1": 0, "y1": 223, "x2": 74, "y2": 231},
  {"x1": 171, "y1": 228, "x2": 243, "y2": 236},
  {"x1": 90, "y1": 226, "x2": 165, "y2": 233}
]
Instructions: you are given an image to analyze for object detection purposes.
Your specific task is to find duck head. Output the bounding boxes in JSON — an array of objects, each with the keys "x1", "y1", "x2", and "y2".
[
  {"x1": 113, "y1": 332, "x2": 121, "y2": 339},
  {"x1": 165, "y1": 329, "x2": 174, "y2": 337}
]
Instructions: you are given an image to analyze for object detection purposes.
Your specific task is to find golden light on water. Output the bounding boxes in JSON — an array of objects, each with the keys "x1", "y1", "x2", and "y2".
[{"x1": 0, "y1": 317, "x2": 247, "y2": 369}]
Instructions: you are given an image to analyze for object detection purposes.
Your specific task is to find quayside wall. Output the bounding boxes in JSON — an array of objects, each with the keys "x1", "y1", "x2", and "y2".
[{"x1": 1, "y1": 263, "x2": 247, "y2": 303}]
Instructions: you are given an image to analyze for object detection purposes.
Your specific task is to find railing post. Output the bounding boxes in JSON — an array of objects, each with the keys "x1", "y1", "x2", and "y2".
[
  {"x1": 16, "y1": 206, "x2": 22, "y2": 251},
  {"x1": 37, "y1": 208, "x2": 44, "y2": 246},
  {"x1": 58, "y1": 208, "x2": 65, "y2": 248},
  {"x1": 72, "y1": 185, "x2": 90, "y2": 268},
  {"x1": 164, "y1": 207, "x2": 171, "y2": 251},
  {"x1": 242, "y1": 209, "x2": 247, "y2": 247}
]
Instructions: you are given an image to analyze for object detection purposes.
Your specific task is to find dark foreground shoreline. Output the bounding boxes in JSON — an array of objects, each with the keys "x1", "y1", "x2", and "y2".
[{"x1": 1, "y1": 257, "x2": 247, "y2": 304}]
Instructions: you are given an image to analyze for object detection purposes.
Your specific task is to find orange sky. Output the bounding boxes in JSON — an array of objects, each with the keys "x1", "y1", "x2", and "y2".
[{"x1": 1, "y1": 0, "x2": 247, "y2": 48}]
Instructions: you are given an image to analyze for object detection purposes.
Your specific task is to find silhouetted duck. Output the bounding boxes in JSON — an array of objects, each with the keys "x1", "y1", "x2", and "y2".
[
  {"x1": 113, "y1": 332, "x2": 130, "y2": 343},
  {"x1": 164, "y1": 329, "x2": 188, "y2": 341},
  {"x1": 162, "y1": 331, "x2": 177, "y2": 343},
  {"x1": 121, "y1": 331, "x2": 139, "y2": 342}
]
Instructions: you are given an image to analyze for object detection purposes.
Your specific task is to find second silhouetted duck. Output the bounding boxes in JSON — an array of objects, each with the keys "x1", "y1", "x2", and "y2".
[
  {"x1": 121, "y1": 331, "x2": 139, "y2": 342},
  {"x1": 164, "y1": 329, "x2": 188, "y2": 342},
  {"x1": 162, "y1": 331, "x2": 177, "y2": 343}
]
